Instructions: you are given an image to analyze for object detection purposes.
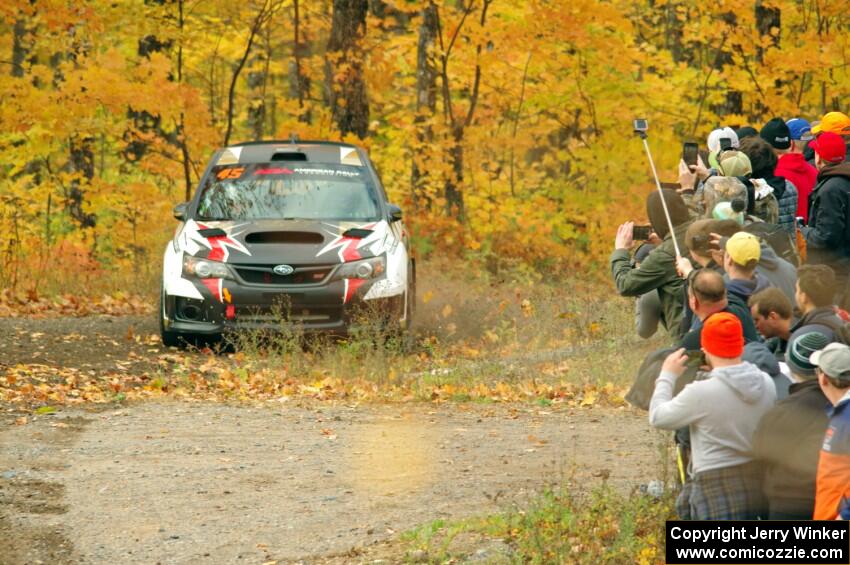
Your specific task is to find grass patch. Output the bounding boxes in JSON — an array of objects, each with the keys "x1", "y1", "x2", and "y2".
[{"x1": 402, "y1": 484, "x2": 676, "y2": 564}]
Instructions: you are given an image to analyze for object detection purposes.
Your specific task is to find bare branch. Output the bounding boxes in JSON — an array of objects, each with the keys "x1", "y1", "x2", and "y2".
[
  {"x1": 223, "y1": 0, "x2": 283, "y2": 146},
  {"x1": 464, "y1": 0, "x2": 492, "y2": 128}
]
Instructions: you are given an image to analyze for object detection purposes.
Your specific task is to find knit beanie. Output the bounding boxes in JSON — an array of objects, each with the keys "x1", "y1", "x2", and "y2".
[
  {"x1": 760, "y1": 118, "x2": 792, "y2": 150},
  {"x1": 735, "y1": 126, "x2": 759, "y2": 141},
  {"x1": 785, "y1": 331, "x2": 831, "y2": 378},
  {"x1": 701, "y1": 312, "x2": 744, "y2": 358}
]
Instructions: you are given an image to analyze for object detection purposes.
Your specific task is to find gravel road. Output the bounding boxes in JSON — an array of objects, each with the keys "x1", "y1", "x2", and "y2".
[
  {"x1": 0, "y1": 402, "x2": 660, "y2": 564},
  {"x1": 0, "y1": 315, "x2": 663, "y2": 563}
]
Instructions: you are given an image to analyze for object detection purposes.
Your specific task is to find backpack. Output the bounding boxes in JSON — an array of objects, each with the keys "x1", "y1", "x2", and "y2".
[{"x1": 744, "y1": 221, "x2": 800, "y2": 267}]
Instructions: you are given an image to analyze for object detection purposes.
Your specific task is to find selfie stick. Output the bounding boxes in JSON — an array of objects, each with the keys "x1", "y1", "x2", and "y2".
[{"x1": 635, "y1": 124, "x2": 682, "y2": 259}]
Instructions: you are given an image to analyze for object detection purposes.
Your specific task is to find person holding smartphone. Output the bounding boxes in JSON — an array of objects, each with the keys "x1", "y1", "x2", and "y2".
[
  {"x1": 612, "y1": 190, "x2": 692, "y2": 341},
  {"x1": 650, "y1": 312, "x2": 776, "y2": 520}
]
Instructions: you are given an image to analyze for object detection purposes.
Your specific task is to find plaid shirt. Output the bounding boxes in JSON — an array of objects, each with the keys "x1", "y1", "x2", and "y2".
[{"x1": 676, "y1": 461, "x2": 767, "y2": 520}]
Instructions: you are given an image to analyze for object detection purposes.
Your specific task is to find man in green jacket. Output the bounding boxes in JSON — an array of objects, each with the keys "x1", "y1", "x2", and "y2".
[{"x1": 611, "y1": 189, "x2": 692, "y2": 341}]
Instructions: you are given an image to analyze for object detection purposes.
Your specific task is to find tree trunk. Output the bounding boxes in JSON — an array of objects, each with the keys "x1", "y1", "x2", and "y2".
[
  {"x1": 755, "y1": 0, "x2": 780, "y2": 63},
  {"x1": 11, "y1": 18, "x2": 31, "y2": 78},
  {"x1": 124, "y1": 0, "x2": 173, "y2": 162},
  {"x1": 290, "y1": 0, "x2": 312, "y2": 123},
  {"x1": 436, "y1": 0, "x2": 491, "y2": 221},
  {"x1": 246, "y1": 63, "x2": 266, "y2": 140},
  {"x1": 410, "y1": 2, "x2": 438, "y2": 208},
  {"x1": 224, "y1": 1, "x2": 277, "y2": 146},
  {"x1": 445, "y1": 126, "x2": 465, "y2": 219},
  {"x1": 326, "y1": 0, "x2": 370, "y2": 139},
  {"x1": 68, "y1": 135, "x2": 97, "y2": 228},
  {"x1": 123, "y1": 35, "x2": 170, "y2": 162},
  {"x1": 664, "y1": 0, "x2": 685, "y2": 64}
]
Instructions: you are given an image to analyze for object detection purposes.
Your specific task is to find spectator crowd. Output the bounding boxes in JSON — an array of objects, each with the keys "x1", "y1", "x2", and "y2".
[{"x1": 612, "y1": 113, "x2": 850, "y2": 521}]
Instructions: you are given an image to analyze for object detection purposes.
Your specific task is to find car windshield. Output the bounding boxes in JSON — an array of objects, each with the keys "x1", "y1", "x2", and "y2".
[{"x1": 196, "y1": 163, "x2": 381, "y2": 221}]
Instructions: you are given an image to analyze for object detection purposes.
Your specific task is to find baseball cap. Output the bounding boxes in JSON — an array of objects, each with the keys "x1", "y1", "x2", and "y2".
[
  {"x1": 701, "y1": 312, "x2": 744, "y2": 359},
  {"x1": 786, "y1": 118, "x2": 813, "y2": 141},
  {"x1": 786, "y1": 331, "x2": 832, "y2": 378},
  {"x1": 725, "y1": 231, "x2": 761, "y2": 265},
  {"x1": 717, "y1": 150, "x2": 753, "y2": 177},
  {"x1": 811, "y1": 342, "x2": 850, "y2": 382},
  {"x1": 707, "y1": 127, "x2": 740, "y2": 152},
  {"x1": 760, "y1": 118, "x2": 792, "y2": 150},
  {"x1": 811, "y1": 112, "x2": 850, "y2": 136},
  {"x1": 810, "y1": 131, "x2": 847, "y2": 164}
]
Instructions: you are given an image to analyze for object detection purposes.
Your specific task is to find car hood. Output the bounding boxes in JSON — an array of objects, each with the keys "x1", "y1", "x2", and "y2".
[{"x1": 179, "y1": 219, "x2": 390, "y2": 265}]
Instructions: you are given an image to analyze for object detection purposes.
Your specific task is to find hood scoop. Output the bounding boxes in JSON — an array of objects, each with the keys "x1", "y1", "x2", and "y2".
[
  {"x1": 342, "y1": 228, "x2": 373, "y2": 239},
  {"x1": 198, "y1": 228, "x2": 227, "y2": 238},
  {"x1": 245, "y1": 231, "x2": 324, "y2": 244}
]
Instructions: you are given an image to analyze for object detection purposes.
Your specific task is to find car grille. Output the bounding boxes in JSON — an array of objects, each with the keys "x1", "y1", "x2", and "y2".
[
  {"x1": 234, "y1": 305, "x2": 343, "y2": 324},
  {"x1": 234, "y1": 264, "x2": 333, "y2": 285}
]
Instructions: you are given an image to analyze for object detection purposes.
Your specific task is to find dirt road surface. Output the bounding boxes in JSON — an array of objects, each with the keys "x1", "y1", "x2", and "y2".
[{"x1": 0, "y1": 316, "x2": 662, "y2": 564}]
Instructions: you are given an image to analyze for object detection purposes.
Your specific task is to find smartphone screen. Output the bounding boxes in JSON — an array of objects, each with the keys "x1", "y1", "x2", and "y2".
[
  {"x1": 683, "y1": 142, "x2": 698, "y2": 167},
  {"x1": 685, "y1": 350, "x2": 706, "y2": 367},
  {"x1": 633, "y1": 119, "x2": 648, "y2": 131},
  {"x1": 718, "y1": 137, "x2": 733, "y2": 151},
  {"x1": 632, "y1": 225, "x2": 653, "y2": 240}
]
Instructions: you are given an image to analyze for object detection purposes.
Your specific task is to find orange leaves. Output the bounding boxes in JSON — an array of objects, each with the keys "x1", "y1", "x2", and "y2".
[{"x1": 0, "y1": 290, "x2": 153, "y2": 318}]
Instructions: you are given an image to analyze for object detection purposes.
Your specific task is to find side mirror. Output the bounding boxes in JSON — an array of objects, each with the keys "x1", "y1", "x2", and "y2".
[
  {"x1": 388, "y1": 204, "x2": 403, "y2": 223},
  {"x1": 173, "y1": 202, "x2": 188, "y2": 221}
]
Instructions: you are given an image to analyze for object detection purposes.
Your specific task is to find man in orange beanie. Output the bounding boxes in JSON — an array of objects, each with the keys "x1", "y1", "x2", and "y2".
[{"x1": 650, "y1": 312, "x2": 777, "y2": 519}]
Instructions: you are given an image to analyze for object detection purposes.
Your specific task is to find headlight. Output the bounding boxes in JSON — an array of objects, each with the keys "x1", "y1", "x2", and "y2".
[
  {"x1": 183, "y1": 255, "x2": 234, "y2": 280},
  {"x1": 331, "y1": 256, "x2": 386, "y2": 281}
]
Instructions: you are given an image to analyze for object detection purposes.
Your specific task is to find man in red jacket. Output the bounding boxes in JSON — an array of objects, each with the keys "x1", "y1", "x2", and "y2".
[{"x1": 777, "y1": 118, "x2": 818, "y2": 223}]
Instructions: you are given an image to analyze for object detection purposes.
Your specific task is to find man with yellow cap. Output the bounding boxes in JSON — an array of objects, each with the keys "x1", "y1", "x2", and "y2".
[{"x1": 811, "y1": 111, "x2": 850, "y2": 165}]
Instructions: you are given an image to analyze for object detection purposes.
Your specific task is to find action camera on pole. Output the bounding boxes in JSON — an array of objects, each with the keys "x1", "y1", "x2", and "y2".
[{"x1": 632, "y1": 117, "x2": 682, "y2": 258}]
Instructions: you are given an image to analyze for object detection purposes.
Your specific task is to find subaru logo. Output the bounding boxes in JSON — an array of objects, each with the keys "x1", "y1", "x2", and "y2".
[{"x1": 273, "y1": 264, "x2": 294, "y2": 276}]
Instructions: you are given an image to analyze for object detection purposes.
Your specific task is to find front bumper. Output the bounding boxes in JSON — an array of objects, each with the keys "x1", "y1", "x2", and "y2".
[{"x1": 163, "y1": 276, "x2": 403, "y2": 336}]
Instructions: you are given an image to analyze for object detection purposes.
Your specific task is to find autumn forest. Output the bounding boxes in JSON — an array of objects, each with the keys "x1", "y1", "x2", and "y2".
[{"x1": 1, "y1": 0, "x2": 849, "y2": 292}]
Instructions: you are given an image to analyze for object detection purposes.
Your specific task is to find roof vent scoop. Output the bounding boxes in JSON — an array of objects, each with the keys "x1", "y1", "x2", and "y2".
[{"x1": 271, "y1": 152, "x2": 307, "y2": 161}]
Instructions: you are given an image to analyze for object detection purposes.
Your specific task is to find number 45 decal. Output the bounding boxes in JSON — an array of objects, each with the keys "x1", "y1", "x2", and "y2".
[{"x1": 216, "y1": 167, "x2": 245, "y2": 180}]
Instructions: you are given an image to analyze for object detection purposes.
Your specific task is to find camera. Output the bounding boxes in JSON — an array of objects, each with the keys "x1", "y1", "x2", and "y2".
[
  {"x1": 633, "y1": 118, "x2": 648, "y2": 133},
  {"x1": 632, "y1": 225, "x2": 653, "y2": 240}
]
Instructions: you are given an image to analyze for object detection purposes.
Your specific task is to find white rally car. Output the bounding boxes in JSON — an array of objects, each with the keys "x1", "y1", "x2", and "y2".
[{"x1": 160, "y1": 140, "x2": 414, "y2": 346}]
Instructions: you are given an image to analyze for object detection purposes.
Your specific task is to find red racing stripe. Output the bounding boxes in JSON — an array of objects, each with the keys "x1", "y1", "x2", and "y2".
[
  {"x1": 200, "y1": 278, "x2": 221, "y2": 302},
  {"x1": 344, "y1": 278, "x2": 366, "y2": 304}
]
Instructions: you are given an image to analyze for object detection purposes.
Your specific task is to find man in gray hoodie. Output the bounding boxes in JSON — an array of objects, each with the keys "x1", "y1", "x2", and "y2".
[{"x1": 650, "y1": 312, "x2": 776, "y2": 520}]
